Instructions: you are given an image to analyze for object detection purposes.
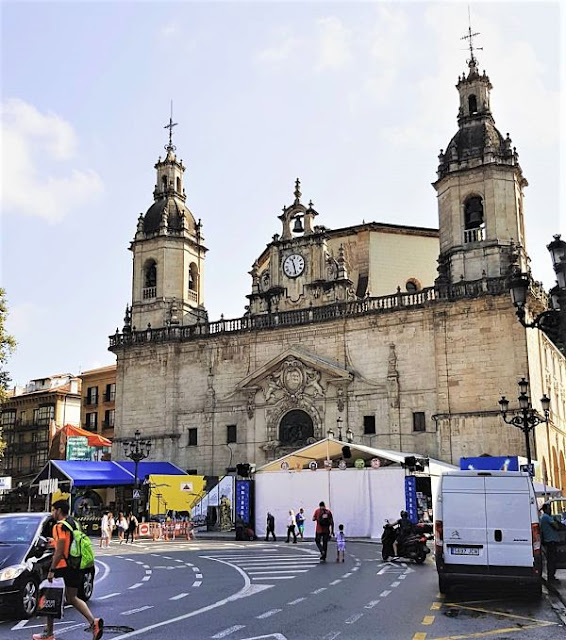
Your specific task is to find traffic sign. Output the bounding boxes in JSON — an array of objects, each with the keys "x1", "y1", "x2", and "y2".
[
  {"x1": 520, "y1": 463, "x2": 535, "y2": 476},
  {"x1": 132, "y1": 489, "x2": 141, "y2": 499}
]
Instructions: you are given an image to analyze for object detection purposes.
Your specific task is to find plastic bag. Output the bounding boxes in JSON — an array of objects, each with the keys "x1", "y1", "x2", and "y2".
[{"x1": 37, "y1": 577, "x2": 65, "y2": 618}]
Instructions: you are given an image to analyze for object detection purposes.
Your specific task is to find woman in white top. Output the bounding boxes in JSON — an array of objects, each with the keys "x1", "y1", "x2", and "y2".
[
  {"x1": 117, "y1": 512, "x2": 128, "y2": 543},
  {"x1": 286, "y1": 509, "x2": 297, "y2": 543}
]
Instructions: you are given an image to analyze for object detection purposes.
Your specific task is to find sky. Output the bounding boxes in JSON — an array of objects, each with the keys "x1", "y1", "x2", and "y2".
[{"x1": 1, "y1": 1, "x2": 563, "y2": 387}]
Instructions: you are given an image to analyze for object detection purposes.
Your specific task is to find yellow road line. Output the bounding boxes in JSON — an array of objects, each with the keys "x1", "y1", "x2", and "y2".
[
  {"x1": 430, "y1": 602, "x2": 442, "y2": 610},
  {"x1": 443, "y1": 603, "x2": 558, "y2": 625},
  {"x1": 422, "y1": 616, "x2": 435, "y2": 625},
  {"x1": 431, "y1": 623, "x2": 552, "y2": 640},
  {"x1": 413, "y1": 633, "x2": 427, "y2": 640}
]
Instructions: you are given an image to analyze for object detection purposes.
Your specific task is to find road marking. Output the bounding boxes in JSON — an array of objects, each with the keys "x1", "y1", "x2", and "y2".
[
  {"x1": 322, "y1": 632, "x2": 341, "y2": 640},
  {"x1": 422, "y1": 616, "x2": 435, "y2": 625},
  {"x1": 95, "y1": 559, "x2": 111, "y2": 585},
  {"x1": 248, "y1": 569, "x2": 308, "y2": 574},
  {"x1": 311, "y1": 587, "x2": 327, "y2": 594},
  {"x1": 253, "y1": 575, "x2": 295, "y2": 580},
  {"x1": 162, "y1": 556, "x2": 173, "y2": 559},
  {"x1": 129, "y1": 582, "x2": 143, "y2": 589},
  {"x1": 143, "y1": 564, "x2": 150, "y2": 568},
  {"x1": 364, "y1": 600, "x2": 380, "y2": 609},
  {"x1": 192, "y1": 567, "x2": 200, "y2": 572},
  {"x1": 99, "y1": 592, "x2": 121, "y2": 600},
  {"x1": 413, "y1": 634, "x2": 426, "y2": 640},
  {"x1": 195, "y1": 573, "x2": 203, "y2": 578},
  {"x1": 379, "y1": 590, "x2": 391, "y2": 597},
  {"x1": 11, "y1": 621, "x2": 28, "y2": 630},
  {"x1": 399, "y1": 574, "x2": 407, "y2": 579},
  {"x1": 430, "y1": 602, "x2": 442, "y2": 610},
  {"x1": 175, "y1": 559, "x2": 184, "y2": 563},
  {"x1": 287, "y1": 597, "x2": 306, "y2": 605},
  {"x1": 170, "y1": 593, "x2": 190, "y2": 600},
  {"x1": 141, "y1": 576, "x2": 151, "y2": 581},
  {"x1": 122, "y1": 605, "x2": 154, "y2": 616},
  {"x1": 135, "y1": 561, "x2": 144, "y2": 565},
  {"x1": 193, "y1": 580, "x2": 203, "y2": 586},
  {"x1": 391, "y1": 581, "x2": 401, "y2": 587},
  {"x1": 351, "y1": 567, "x2": 359, "y2": 572},
  {"x1": 345, "y1": 613, "x2": 363, "y2": 624},
  {"x1": 342, "y1": 572, "x2": 352, "y2": 577},
  {"x1": 212, "y1": 625, "x2": 246, "y2": 638},
  {"x1": 125, "y1": 558, "x2": 135, "y2": 561},
  {"x1": 145, "y1": 569, "x2": 152, "y2": 574},
  {"x1": 329, "y1": 579, "x2": 342, "y2": 585},
  {"x1": 256, "y1": 609, "x2": 282, "y2": 619}
]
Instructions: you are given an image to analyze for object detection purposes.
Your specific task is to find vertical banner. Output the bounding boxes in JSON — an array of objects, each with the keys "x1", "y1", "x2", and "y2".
[
  {"x1": 404, "y1": 475, "x2": 418, "y2": 524},
  {"x1": 235, "y1": 479, "x2": 251, "y2": 525}
]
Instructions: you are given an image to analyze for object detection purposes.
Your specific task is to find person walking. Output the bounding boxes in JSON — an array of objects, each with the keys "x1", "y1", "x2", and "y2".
[
  {"x1": 107, "y1": 512, "x2": 115, "y2": 545},
  {"x1": 286, "y1": 509, "x2": 297, "y2": 543},
  {"x1": 33, "y1": 499, "x2": 103, "y2": 640},
  {"x1": 295, "y1": 507, "x2": 305, "y2": 540},
  {"x1": 99, "y1": 512, "x2": 109, "y2": 549},
  {"x1": 125, "y1": 512, "x2": 138, "y2": 543},
  {"x1": 265, "y1": 512, "x2": 276, "y2": 541},
  {"x1": 117, "y1": 512, "x2": 127, "y2": 544},
  {"x1": 540, "y1": 503, "x2": 561, "y2": 583},
  {"x1": 312, "y1": 501, "x2": 334, "y2": 562},
  {"x1": 336, "y1": 524, "x2": 346, "y2": 562}
]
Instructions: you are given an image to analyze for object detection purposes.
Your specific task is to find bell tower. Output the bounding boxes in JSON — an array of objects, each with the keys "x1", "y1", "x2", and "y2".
[
  {"x1": 128, "y1": 115, "x2": 207, "y2": 331},
  {"x1": 434, "y1": 28, "x2": 529, "y2": 286}
]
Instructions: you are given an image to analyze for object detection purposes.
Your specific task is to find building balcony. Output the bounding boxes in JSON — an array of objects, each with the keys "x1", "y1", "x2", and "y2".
[
  {"x1": 187, "y1": 289, "x2": 198, "y2": 303},
  {"x1": 102, "y1": 420, "x2": 115, "y2": 429},
  {"x1": 84, "y1": 398, "x2": 98, "y2": 407},
  {"x1": 103, "y1": 392, "x2": 116, "y2": 403},
  {"x1": 143, "y1": 286, "x2": 157, "y2": 300},
  {"x1": 463, "y1": 226, "x2": 486, "y2": 244}
]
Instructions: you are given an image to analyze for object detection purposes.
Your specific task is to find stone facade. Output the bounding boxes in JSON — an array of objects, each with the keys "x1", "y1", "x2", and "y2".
[{"x1": 110, "y1": 52, "x2": 566, "y2": 493}]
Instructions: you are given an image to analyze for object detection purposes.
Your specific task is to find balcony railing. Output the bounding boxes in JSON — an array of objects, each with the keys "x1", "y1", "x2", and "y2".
[
  {"x1": 110, "y1": 276, "x2": 510, "y2": 350},
  {"x1": 143, "y1": 286, "x2": 157, "y2": 300},
  {"x1": 187, "y1": 289, "x2": 198, "y2": 303},
  {"x1": 103, "y1": 392, "x2": 116, "y2": 403},
  {"x1": 463, "y1": 226, "x2": 486, "y2": 243},
  {"x1": 102, "y1": 420, "x2": 115, "y2": 429},
  {"x1": 84, "y1": 397, "x2": 98, "y2": 407}
]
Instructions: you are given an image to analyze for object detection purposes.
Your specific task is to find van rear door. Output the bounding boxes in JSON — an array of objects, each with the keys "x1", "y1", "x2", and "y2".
[
  {"x1": 484, "y1": 476, "x2": 534, "y2": 567},
  {"x1": 442, "y1": 475, "x2": 487, "y2": 566}
]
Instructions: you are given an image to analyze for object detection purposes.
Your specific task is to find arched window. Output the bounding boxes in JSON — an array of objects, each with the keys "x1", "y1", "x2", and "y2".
[
  {"x1": 145, "y1": 260, "x2": 157, "y2": 288},
  {"x1": 188, "y1": 263, "x2": 198, "y2": 291},
  {"x1": 279, "y1": 409, "x2": 314, "y2": 447},
  {"x1": 464, "y1": 196, "x2": 484, "y2": 230},
  {"x1": 468, "y1": 94, "x2": 478, "y2": 114},
  {"x1": 161, "y1": 175, "x2": 168, "y2": 191},
  {"x1": 176, "y1": 177, "x2": 182, "y2": 193}
]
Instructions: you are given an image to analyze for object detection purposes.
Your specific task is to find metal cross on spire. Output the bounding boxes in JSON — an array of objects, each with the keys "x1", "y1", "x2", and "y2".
[
  {"x1": 164, "y1": 100, "x2": 178, "y2": 151},
  {"x1": 461, "y1": 6, "x2": 482, "y2": 65}
]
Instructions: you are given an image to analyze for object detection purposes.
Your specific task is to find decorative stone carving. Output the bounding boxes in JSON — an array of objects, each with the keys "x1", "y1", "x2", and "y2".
[
  {"x1": 262, "y1": 357, "x2": 325, "y2": 405},
  {"x1": 246, "y1": 389, "x2": 257, "y2": 419}
]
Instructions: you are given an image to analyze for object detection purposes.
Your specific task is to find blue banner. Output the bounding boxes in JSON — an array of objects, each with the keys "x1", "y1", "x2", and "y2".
[
  {"x1": 460, "y1": 456, "x2": 519, "y2": 471},
  {"x1": 404, "y1": 476, "x2": 418, "y2": 524},
  {"x1": 235, "y1": 479, "x2": 251, "y2": 525}
]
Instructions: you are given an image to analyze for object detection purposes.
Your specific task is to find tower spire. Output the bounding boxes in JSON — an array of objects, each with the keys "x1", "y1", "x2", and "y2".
[
  {"x1": 460, "y1": 6, "x2": 482, "y2": 67},
  {"x1": 164, "y1": 100, "x2": 178, "y2": 152}
]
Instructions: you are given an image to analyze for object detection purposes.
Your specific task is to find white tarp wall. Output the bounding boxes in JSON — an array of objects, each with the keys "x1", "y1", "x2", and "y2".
[{"x1": 255, "y1": 466, "x2": 405, "y2": 539}]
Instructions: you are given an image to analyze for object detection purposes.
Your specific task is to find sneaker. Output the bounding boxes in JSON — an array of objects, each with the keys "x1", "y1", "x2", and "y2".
[
  {"x1": 32, "y1": 633, "x2": 55, "y2": 640},
  {"x1": 91, "y1": 618, "x2": 104, "y2": 640}
]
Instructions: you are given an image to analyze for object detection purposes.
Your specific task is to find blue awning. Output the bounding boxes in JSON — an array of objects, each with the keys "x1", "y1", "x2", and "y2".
[{"x1": 30, "y1": 460, "x2": 185, "y2": 489}]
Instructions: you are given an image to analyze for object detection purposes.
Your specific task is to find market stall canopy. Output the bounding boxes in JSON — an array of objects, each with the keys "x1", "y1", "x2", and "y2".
[
  {"x1": 256, "y1": 438, "x2": 457, "y2": 476},
  {"x1": 64, "y1": 424, "x2": 111, "y2": 448},
  {"x1": 30, "y1": 460, "x2": 186, "y2": 490}
]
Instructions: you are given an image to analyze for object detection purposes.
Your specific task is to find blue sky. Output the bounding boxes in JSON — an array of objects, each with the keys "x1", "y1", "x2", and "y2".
[{"x1": 1, "y1": 1, "x2": 563, "y2": 386}]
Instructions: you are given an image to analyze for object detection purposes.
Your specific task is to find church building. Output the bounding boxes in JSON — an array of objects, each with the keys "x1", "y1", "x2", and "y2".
[{"x1": 110, "y1": 49, "x2": 566, "y2": 493}]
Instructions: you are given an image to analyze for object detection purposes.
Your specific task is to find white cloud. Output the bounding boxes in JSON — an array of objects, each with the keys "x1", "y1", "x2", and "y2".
[
  {"x1": 255, "y1": 29, "x2": 302, "y2": 65},
  {"x1": 314, "y1": 16, "x2": 353, "y2": 72},
  {"x1": 1, "y1": 98, "x2": 103, "y2": 223},
  {"x1": 159, "y1": 23, "x2": 179, "y2": 39}
]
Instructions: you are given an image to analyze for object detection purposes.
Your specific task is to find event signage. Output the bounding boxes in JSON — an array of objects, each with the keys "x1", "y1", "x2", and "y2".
[
  {"x1": 235, "y1": 479, "x2": 251, "y2": 524},
  {"x1": 460, "y1": 456, "x2": 519, "y2": 472},
  {"x1": 338, "y1": 460, "x2": 347, "y2": 470},
  {"x1": 66, "y1": 436, "x2": 90, "y2": 461},
  {"x1": 180, "y1": 482, "x2": 194, "y2": 492},
  {"x1": 39, "y1": 478, "x2": 58, "y2": 495},
  {"x1": 520, "y1": 463, "x2": 535, "y2": 477},
  {"x1": 404, "y1": 476, "x2": 418, "y2": 524},
  {"x1": 308, "y1": 461, "x2": 318, "y2": 471},
  {"x1": 281, "y1": 461, "x2": 290, "y2": 471},
  {"x1": 0, "y1": 476, "x2": 12, "y2": 491},
  {"x1": 371, "y1": 458, "x2": 381, "y2": 469},
  {"x1": 354, "y1": 458, "x2": 365, "y2": 469}
]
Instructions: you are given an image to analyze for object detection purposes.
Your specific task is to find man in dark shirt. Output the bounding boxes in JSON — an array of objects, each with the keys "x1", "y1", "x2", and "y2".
[
  {"x1": 312, "y1": 501, "x2": 334, "y2": 562},
  {"x1": 265, "y1": 512, "x2": 276, "y2": 541}
]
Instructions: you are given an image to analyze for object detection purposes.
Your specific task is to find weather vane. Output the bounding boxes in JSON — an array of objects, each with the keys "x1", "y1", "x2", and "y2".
[
  {"x1": 461, "y1": 6, "x2": 482, "y2": 65},
  {"x1": 164, "y1": 100, "x2": 178, "y2": 151}
]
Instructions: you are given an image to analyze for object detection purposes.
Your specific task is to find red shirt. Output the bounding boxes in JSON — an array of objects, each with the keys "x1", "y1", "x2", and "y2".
[{"x1": 312, "y1": 507, "x2": 333, "y2": 534}]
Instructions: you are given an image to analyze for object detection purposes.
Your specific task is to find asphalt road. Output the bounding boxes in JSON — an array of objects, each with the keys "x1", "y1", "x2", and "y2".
[{"x1": 1, "y1": 540, "x2": 564, "y2": 640}]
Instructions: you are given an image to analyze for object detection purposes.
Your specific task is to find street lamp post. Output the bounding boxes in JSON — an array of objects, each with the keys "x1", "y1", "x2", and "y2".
[
  {"x1": 507, "y1": 234, "x2": 566, "y2": 356},
  {"x1": 123, "y1": 429, "x2": 152, "y2": 517},
  {"x1": 498, "y1": 378, "x2": 550, "y2": 469}
]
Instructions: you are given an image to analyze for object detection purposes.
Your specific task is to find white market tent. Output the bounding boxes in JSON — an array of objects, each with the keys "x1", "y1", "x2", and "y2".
[{"x1": 254, "y1": 438, "x2": 457, "y2": 539}]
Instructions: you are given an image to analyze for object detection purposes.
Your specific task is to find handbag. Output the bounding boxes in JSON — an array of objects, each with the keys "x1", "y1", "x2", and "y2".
[{"x1": 37, "y1": 577, "x2": 65, "y2": 618}]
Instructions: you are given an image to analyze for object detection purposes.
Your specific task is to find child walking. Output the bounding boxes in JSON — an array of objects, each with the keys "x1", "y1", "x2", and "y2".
[{"x1": 336, "y1": 524, "x2": 346, "y2": 562}]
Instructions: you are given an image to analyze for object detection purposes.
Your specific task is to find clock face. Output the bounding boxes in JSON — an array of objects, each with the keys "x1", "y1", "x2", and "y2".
[{"x1": 283, "y1": 254, "x2": 305, "y2": 278}]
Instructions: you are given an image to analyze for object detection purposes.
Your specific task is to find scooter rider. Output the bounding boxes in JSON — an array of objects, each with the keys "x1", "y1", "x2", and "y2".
[{"x1": 392, "y1": 510, "x2": 413, "y2": 558}]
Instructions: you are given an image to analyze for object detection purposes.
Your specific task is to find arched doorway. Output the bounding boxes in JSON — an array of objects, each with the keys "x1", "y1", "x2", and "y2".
[{"x1": 279, "y1": 409, "x2": 314, "y2": 447}]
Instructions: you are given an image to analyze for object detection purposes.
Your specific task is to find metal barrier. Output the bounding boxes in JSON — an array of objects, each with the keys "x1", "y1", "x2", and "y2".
[{"x1": 136, "y1": 521, "x2": 196, "y2": 541}]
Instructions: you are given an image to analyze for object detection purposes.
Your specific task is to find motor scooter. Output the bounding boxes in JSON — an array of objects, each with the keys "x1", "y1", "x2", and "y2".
[{"x1": 381, "y1": 520, "x2": 432, "y2": 564}]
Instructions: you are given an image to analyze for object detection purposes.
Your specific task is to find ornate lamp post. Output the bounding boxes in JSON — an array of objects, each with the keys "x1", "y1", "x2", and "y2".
[
  {"x1": 123, "y1": 430, "x2": 152, "y2": 517},
  {"x1": 498, "y1": 378, "x2": 550, "y2": 469},
  {"x1": 507, "y1": 234, "x2": 566, "y2": 356}
]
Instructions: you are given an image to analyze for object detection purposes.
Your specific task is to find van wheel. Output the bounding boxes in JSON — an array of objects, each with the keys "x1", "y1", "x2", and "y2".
[{"x1": 438, "y1": 575, "x2": 449, "y2": 594}]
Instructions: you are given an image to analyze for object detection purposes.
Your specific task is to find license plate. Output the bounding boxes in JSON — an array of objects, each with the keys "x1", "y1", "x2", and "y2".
[{"x1": 450, "y1": 547, "x2": 480, "y2": 556}]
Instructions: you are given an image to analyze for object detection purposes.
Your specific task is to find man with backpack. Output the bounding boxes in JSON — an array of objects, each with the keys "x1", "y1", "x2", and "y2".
[
  {"x1": 312, "y1": 501, "x2": 334, "y2": 562},
  {"x1": 33, "y1": 500, "x2": 103, "y2": 640}
]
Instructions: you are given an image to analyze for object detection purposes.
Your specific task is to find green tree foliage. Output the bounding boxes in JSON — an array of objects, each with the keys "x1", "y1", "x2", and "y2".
[{"x1": 0, "y1": 288, "x2": 16, "y2": 459}]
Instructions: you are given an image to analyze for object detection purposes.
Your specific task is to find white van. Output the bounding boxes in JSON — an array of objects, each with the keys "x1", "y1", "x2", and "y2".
[{"x1": 434, "y1": 471, "x2": 542, "y2": 597}]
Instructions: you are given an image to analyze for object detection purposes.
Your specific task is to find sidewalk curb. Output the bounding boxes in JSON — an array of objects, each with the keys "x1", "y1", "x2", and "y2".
[{"x1": 542, "y1": 579, "x2": 566, "y2": 626}]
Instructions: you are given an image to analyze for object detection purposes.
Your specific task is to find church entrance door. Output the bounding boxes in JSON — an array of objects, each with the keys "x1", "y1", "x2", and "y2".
[{"x1": 279, "y1": 409, "x2": 314, "y2": 448}]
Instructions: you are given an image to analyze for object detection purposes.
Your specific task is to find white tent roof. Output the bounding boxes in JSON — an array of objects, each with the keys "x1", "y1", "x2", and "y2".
[{"x1": 256, "y1": 437, "x2": 457, "y2": 476}]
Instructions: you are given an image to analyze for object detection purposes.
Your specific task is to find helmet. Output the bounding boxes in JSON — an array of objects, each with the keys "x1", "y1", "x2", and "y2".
[{"x1": 400, "y1": 510, "x2": 408, "y2": 517}]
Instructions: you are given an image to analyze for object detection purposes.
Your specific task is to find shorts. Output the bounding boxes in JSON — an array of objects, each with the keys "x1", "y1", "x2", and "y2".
[{"x1": 54, "y1": 567, "x2": 83, "y2": 589}]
